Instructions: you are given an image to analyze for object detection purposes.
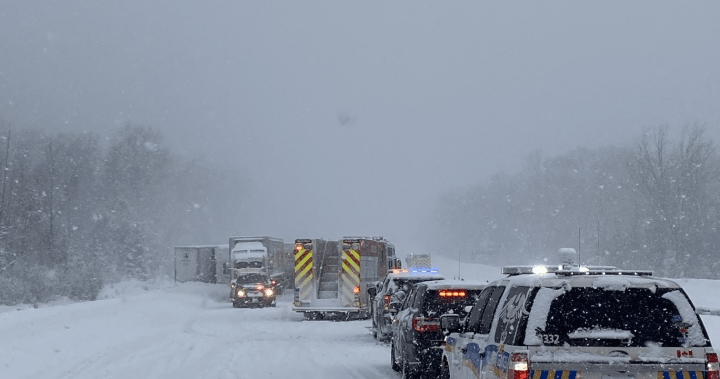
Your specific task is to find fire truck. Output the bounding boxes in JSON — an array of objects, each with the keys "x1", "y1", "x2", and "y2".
[{"x1": 292, "y1": 236, "x2": 400, "y2": 320}]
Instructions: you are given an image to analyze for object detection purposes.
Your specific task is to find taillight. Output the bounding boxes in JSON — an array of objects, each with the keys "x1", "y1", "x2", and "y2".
[
  {"x1": 508, "y1": 352, "x2": 529, "y2": 379},
  {"x1": 412, "y1": 317, "x2": 440, "y2": 332},
  {"x1": 384, "y1": 294, "x2": 391, "y2": 311},
  {"x1": 707, "y1": 353, "x2": 719, "y2": 379}
]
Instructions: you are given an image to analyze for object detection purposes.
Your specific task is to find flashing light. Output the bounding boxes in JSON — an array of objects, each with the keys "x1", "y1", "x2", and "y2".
[
  {"x1": 295, "y1": 244, "x2": 303, "y2": 251},
  {"x1": 353, "y1": 286, "x2": 360, "y2": 295},
  {"x1": 237, "y1": 289, "x2": 245, "y2": 297},
  {"x1": 439, "y1": 290, "x2": 467, "y2": 298},
  {"x1": 707, "y1": 353, "x2": 719, "y2": 379},
  {"x1": 579, "y1": 266, "x2": 590, "y2": 272},
  {"x1": 391, "y1": 268, "x2": 409, "y2": 274},
  {"x1": 256, "y1": 284, "x2": 265, "y2": 291},
  {"x1": 409, "y1": 267, "x2": 439, "y2": 275},
  {"x1": 532, "y1": 266, "x2": 548, "y2": 274},
  {"x1": 264, "y1": 288, "x2": 274, "y2": 297}
]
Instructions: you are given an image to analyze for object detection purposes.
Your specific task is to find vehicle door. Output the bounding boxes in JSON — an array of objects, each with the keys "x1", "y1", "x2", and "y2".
[
  {"x1": 393, "y1": 287, "x2": 416, "y2": 359},
  {"x1": 375, "y1": 278, "x2": 389, "y2": 325},
  {"x1": 482, "y1": 285, "x2": 535, "y2": 379},
  {"x1": 457, "y1": 285, "x2": 506, "y2": 379},
  {"x1": 448, "y1": 285, "x2": 493, "y2": 379}
]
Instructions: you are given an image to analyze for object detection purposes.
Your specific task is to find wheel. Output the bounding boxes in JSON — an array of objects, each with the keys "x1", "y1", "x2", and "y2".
[
  {"x1": 402, "y1": 350, "x2": 416, "y2": 379},
  {"x1": 440, "y1": 359, "x2": 450, "y2": 379},
  {"x1": 232, "y1": 302, "x2": 240, "y2": 308},
  {"x1": 391, "y1": 342, "x2": 401, "y2": 372}
]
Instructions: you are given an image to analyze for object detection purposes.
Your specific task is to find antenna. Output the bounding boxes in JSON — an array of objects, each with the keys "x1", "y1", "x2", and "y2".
[{"x1": 578, "y1": 227, "x2": 581, "y2": 264}]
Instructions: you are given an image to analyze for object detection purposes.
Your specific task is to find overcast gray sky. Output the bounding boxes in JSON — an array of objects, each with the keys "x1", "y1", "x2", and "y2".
[{"x1": 1, "y1": 1, "x2": 719, "y2": 251}]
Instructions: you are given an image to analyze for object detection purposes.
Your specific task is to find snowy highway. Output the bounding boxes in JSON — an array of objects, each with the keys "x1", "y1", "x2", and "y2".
[
  {"x1": 0, "y1": 282, "x2": 396, "y2": 379},
  {"x1": 4, "y1": 261, "x2": 720, "y2": 379}
]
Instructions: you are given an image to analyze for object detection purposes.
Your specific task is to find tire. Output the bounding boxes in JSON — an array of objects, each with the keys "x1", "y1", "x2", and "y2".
[
  {"x1": 440, "y1": 359, "x2": 450, "y2": 379},
  {"x1": 391, "y1": 343, "x2": 401, "y2": 372},
  {"x1": 232, "y1": 302, "x2": 240, "y2": 308},
  {"x1": 402, "y1": 351, "x2": 416, "y2": 379}
]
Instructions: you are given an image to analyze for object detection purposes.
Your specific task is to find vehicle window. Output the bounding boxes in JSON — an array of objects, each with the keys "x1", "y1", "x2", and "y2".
[
  {"x1": 494, "y1": 286, "x2": 535, "y2": 344},
  {"x1": 413, "y1": 286, "x2": 426, "y2": 308},
  {"x1": 534, "y1": 287, "x2": 710, "y2": 347},
  {"x1": 466, "y1": 286, "x2": 494, "y2": 333},
  {"x1": 422, "y1": 288, "x2": 483, "y2": 318},
  {"x1": 402, "y1": 288, "x2": 416, "y2": 310},
  {"x1": 477, "y1": 285, "x2": 506, "y2": 335}
]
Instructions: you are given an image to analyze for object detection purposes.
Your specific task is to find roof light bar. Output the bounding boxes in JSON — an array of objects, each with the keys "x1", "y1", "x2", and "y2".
[
  {"x1": 555, "y1": 269, "x2": 653, "y2": 276},
  {"x1": 502, "y1": 265, "x2": 625, "y2": 276},
  {"x1": 409, "y1": 267, "x2": 439, "y2": 274}
]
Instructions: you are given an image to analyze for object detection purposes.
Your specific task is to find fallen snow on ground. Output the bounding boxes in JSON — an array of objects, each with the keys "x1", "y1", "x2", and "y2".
[{"x1": 2, "y1": 262, "x2": 720, "y2": 379}]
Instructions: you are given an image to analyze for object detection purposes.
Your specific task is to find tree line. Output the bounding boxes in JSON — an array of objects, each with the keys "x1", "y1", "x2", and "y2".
[
  {"x1": 0, "y1": 124, "x2": 241, "y2": 304},
  {"x1": 431, "y1": 125, "x2": 720, "y2": 279}
]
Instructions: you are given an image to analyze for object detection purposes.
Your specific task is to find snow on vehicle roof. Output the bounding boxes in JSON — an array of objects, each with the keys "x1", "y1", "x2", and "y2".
[
  {"x1": 500, "y1": 272, "x2": 680, "y2": 289},
  {"x1": 231, "y1": 241, "x2": 265, "y2": 252},
  {"x1": 423, "y1": 280, "x2": 486, "y2": 290},
  {"x1": 386, "y1": 270, "x2": 444, "y2": 279}
]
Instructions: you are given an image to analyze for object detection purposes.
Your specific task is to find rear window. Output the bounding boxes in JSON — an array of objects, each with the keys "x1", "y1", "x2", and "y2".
[
  {"x1": 389, "y1": 278, "x2": 441, "y2": 293},
  {"x1": 526, "y1": 287, "x2": 710, "y2": 347},
  {"x1": 421, "y1": 289, "x2": 483, "y2": 318}
]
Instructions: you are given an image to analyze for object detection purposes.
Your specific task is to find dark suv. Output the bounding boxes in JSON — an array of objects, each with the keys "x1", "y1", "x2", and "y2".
[
  {"x1": 371, "y1": 269, "x2": 444, "y2": 341},
  {"x1": 391, "y1": 280, "x2": 486, "y2": 379}
]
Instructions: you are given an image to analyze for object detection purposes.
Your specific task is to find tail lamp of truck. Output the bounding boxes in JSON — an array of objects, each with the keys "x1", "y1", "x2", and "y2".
[
  {"x1": 708, "y1": 353, "x2": 719, "y2": 379},
  {"x1": 508, "y1": 352, "x2": 529, "y2": 379}
]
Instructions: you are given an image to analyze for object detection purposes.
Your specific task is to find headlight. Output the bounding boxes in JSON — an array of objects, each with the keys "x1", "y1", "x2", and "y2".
[
  {"x1": 264, "y1": 288, "x2": 274, "y2": 297},
  {"x1": 237, "y1": 290, "x2": 245, "y2": 297}
]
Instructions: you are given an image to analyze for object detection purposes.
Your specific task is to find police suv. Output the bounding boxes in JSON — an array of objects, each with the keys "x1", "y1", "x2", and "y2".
[{"x1": 440, "y1": 254, "x2": 717, "y2": 379}]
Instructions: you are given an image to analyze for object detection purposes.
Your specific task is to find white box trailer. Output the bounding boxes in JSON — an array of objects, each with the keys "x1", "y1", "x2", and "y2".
[{"x1": 174, "y1": 245, "x2": 229, "y2": 284}]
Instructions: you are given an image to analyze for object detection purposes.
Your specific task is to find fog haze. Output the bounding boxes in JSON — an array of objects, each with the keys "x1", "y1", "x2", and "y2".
[{"x1": 2, "y1": 1, "x2": 719, "y2": 251}]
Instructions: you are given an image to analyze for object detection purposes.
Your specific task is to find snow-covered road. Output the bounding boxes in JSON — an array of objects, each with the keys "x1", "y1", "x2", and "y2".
[
  {"x1": 0, "y1": 282, "x2": 396, "y2": 379},
  {"x1": 3, "y1": 261, "x2": 720, "y2": 379}
]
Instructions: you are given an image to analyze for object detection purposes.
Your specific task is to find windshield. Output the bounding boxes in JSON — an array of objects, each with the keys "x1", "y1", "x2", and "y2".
[
  {"x1": 234, "y1": 261, "x2": 263, "y2": 269},
  {"x1": 537, "y1": 287, "x2": 709, "y2": 347},
  {"x1": 235, "y1": 274, "x2": 268, "y2": 285}
]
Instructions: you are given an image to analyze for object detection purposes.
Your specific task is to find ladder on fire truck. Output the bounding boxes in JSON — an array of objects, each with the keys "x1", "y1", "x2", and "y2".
[{"x1": 317, "y1": 241, "x2": 340, "y2": 299}]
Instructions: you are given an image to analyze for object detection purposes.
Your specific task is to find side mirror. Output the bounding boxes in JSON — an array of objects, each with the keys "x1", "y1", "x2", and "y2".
[
  {"x1": 440, "y1": 314, "x2": 462, "y2": 334},
  {"x1": 388, "y1": 299, "x2": 403, "y2": 316},
  {"x1": 367, "y1": 287, "x2": 377, "y2": 298}
]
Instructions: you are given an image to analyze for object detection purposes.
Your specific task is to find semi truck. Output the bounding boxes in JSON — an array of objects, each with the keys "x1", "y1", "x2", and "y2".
[
  {"x1": 292, "y1": 236, "x2": 400, "y2": 320},
  {"x1": 174, "y1": 245, "x2": 229, "y2": 284},
  {"x1": 228, "y1": 236, "x2": 294, "y2": 308},
  {"x1": 228, "y1": 236, "x2": 292, "y2": 288}
]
